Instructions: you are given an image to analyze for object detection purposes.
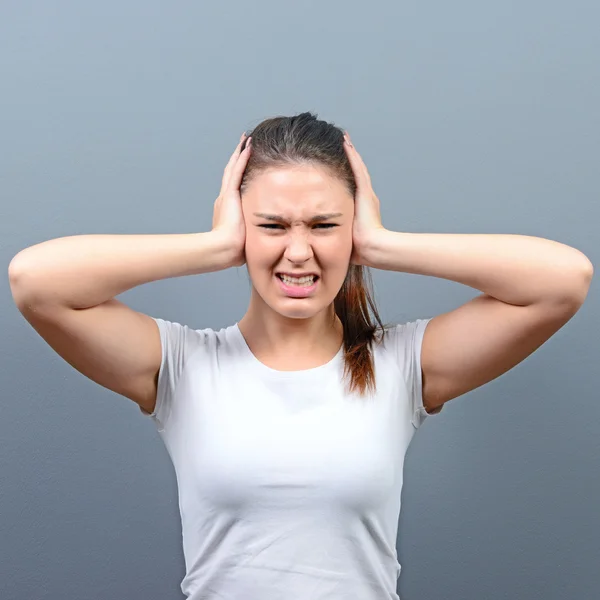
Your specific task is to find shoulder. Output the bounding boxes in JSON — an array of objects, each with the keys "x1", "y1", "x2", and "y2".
[
  {"x1": 376, "y1": 318, "x2": 432, "y2": 356},
  {"x1": 372, "y1": 318, "x2": 433, "y2": 385},
  {"x1": 152, "y1": 317, "x2": 237, "y2": 355}
]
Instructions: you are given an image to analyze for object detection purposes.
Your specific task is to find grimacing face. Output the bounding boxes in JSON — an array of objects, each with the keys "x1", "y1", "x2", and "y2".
[{"x1": 241, "y1": 164, "x2": 355, "y2": 320}]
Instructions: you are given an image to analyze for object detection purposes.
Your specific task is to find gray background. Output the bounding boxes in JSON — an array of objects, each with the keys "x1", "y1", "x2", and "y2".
[{"x1": 1, "y1": 1, "x2": 598, "y2": 598}]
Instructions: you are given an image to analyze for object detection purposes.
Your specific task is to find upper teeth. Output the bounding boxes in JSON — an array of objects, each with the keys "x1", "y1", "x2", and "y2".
[{"x1": 280, "y1": 274, "x2": 315, "y2": 284}]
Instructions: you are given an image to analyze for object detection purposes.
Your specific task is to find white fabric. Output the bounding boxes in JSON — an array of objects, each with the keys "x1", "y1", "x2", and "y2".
[{"x1": 140, "y1": 317, "x2": 442, "y2": 599}]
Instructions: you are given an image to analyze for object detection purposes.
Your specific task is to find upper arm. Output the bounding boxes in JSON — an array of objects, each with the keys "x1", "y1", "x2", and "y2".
[
  {"x1": 12, "y1": 294, "x2": 162, "y2": 414},
  {"x1": 420, "y1": 293, "x2": 585, "y2": 413}
]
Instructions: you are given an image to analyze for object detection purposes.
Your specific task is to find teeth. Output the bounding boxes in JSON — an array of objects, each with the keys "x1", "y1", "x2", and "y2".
[{"x1": 280, "y1": 274, "x2": 316, "y2": 286}]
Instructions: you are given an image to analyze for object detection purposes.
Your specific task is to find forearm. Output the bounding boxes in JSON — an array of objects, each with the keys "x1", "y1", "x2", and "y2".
[
  {"x1": 363, "y1": 230, "x2": 594, "y2": 306},
  {"x1": 8, "y1": 231, "x2": 235, "y2": 310}
]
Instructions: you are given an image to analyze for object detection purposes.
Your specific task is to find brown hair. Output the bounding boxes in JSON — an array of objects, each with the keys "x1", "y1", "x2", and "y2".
[{"x1": 240, "y1": 112, "x2": 392, "y2": 398}]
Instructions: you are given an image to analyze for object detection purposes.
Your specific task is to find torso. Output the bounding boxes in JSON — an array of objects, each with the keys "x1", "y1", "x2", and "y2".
[{"x1": 249, "y1": 354, "x2": 340, "y2": 371}]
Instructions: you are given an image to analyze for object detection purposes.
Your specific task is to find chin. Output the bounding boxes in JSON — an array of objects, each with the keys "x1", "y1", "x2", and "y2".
[
  {"x1": 263, "y1": 294, "x2": 330, "y2": 320},
  {"x1": 270, "y1": 301, "x2": 322, "y2": 320}
]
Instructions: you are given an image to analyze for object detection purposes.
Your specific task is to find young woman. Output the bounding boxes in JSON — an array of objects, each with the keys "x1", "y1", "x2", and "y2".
[{"x1": 9, "y1": 112, "x2": 593, "y2": 600}]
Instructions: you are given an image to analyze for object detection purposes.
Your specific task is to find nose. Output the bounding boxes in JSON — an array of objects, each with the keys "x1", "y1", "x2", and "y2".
[{"x1": 282, "y1": 229, "x2": 314, "y2": 265}]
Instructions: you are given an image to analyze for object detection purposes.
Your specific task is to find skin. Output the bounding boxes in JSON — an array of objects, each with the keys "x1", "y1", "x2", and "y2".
[{"x1": 236, "y1": 164, "x2": 355, "y2": 367}]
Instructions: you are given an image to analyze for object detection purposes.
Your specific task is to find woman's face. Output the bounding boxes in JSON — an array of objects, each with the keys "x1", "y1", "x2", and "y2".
[{"x1": 242, "y1": 164, "x2": 354, "y2": 320}]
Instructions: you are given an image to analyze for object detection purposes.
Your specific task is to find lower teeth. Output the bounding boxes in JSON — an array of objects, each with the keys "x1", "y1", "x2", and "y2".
[{"x1": 280, "y1": 277, "x2": 314, "y2": 287}]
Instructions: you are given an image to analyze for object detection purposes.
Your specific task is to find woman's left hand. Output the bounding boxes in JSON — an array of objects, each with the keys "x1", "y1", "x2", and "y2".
[{"x1": 343, "y1": 132, "x2": 387, "y2": 266}]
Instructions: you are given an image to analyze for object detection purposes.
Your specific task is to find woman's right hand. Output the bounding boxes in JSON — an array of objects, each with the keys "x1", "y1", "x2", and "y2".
[{"x1": 211, "y1": 132, "x2": 252, "y2": 267}]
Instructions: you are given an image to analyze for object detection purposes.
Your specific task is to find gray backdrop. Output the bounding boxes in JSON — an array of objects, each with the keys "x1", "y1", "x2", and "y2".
[{"x1": 2, "y1": 1, "x2": 598, "y2": 598}]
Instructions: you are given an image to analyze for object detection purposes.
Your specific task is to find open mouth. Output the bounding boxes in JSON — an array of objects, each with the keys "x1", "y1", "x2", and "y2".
[
  {"x1": 276, "y1": 273, "x2": 319, "y2": 287},
  {"x1": 275, "y1": 273, "x2": 320, "y2": 297}
]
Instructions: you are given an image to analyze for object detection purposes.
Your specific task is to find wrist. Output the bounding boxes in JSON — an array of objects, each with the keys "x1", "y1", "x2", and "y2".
[
  {"x1": 358, "y1": 227, "x2": 398, "y2": 269},
  {"x1": 204, "y1": 230, "x2": 244, "y2": 270}
]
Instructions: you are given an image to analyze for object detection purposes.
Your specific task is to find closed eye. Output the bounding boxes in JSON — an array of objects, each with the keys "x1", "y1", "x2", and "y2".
[{"x1": 258, "y1": 224, "x2": 338, "y2": 230}]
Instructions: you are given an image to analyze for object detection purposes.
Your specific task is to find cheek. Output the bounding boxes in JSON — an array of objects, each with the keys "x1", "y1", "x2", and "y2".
[
  {"x1": 329, "y1": 229, "x2": 354, "y2": 260},
  {"x1": 244, "y1": 235, "x2": 278, "y2": 278}
]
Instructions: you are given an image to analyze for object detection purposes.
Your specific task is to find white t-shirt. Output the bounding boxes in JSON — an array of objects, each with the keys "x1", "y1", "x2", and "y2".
[{"x1": 140, "y1": 317, "x2": 443, "y2": 600}]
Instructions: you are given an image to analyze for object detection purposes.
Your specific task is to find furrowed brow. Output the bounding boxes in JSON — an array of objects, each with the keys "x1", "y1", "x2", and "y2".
[{"x1": 253, "y1": 212, "x2": 342, "y2": 224}]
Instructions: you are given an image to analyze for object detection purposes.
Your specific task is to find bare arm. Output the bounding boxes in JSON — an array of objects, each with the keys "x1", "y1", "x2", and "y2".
[
  {"x1": 7, "y1": 135, "x2": 250, "y2": 414},
  {"x1": 8, "y1": 231, "x2": 236, "y2": 309},
  {"x1": 7, "y1": 231, "x2": 237, "y2": 414}
]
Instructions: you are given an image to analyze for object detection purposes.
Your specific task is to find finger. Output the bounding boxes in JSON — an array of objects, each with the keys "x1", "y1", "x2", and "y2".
[
  {"x1": 222, "y1": 133, "x2": 247, "y2": 183},
  {"x1": 344, "y1": 137, "x2": 371, "y2": 191},
  {"x1": 221, "y1": 133, "x2": 248, "y2": 190},
  {"x1": 227, "y1": 137, "x2": 252, "y2": 193},
  {"x1": 345, "y1": 135, "x2": 372, "y2": 184}
]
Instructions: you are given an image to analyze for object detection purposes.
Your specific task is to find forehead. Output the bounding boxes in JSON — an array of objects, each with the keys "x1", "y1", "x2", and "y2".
[{"x1": 244, "y1": 164, "x2": 352, "y2": 215}]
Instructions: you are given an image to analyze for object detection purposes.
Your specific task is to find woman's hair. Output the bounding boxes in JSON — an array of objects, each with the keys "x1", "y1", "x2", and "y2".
[{"x1": 240, "y1": 111, "x2": 393, "y2": 399}]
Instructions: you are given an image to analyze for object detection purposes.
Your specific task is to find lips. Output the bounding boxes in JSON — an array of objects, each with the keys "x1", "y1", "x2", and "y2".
[{"x1": 275, "y1": 273, "x2": 320, "y2": 297}]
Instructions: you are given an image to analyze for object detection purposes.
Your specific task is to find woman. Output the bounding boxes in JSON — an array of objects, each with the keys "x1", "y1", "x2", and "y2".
[{"x1": 9, "y1": 112, "x2": 593, "y2": 599}]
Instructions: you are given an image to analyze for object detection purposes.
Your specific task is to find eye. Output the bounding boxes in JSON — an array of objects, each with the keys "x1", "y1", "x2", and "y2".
[{"x1": 258, "y1": 224, "x2": 338, "y2": 230}]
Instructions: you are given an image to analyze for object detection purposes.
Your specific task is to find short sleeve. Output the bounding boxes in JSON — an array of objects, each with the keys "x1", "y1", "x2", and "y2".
[
  {"x1": 392, "y1": 318, "x2": 443, "y2": 429},
  {"x1": 138, "y1": 317, "x2": 197, "y2": 431}
]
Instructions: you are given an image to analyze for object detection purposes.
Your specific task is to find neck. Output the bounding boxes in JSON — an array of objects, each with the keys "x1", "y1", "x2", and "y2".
[{"x1": 237, "y1": 305, "x2": 343, "y2": 357}]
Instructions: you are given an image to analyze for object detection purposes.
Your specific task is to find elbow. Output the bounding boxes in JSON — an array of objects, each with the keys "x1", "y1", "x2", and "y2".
[
  {"x1": 8, "y1": 254, "x2": 43, "y2": 309},
  {"x1": 559, "y1": 259, "x2": 594, "y2": 308}
]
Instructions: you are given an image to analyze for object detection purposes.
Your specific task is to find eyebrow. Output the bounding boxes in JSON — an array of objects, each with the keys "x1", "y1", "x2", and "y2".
[{"x1": 253, "y1": 212, "x2": 343, "y2": 224}]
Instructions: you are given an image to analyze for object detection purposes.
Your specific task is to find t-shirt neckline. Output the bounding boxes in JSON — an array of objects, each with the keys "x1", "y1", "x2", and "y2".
[{"x1": 232, "y1": 322, "x2": 343, "y2": 380}]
